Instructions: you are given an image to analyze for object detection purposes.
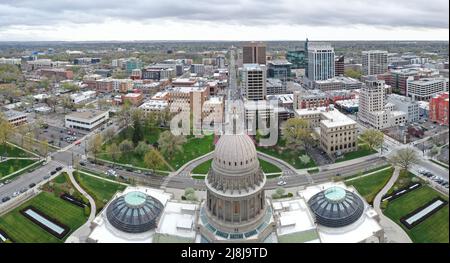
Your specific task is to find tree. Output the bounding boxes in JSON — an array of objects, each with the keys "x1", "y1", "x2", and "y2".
[
  {"x1": 429, "y1": 145, "x2": 439, "y2": 157},
  {"x1": 88, "y1": 134, "x2": 103, "y2": 162},
  {"x1": 44, "y1": 97, "x2": 58, "y2": 113},
  {"x1": 144, "y1": 149, "x2": 164, "y2": 172},
  {"x1": 117, "y1": 102, "x2": 132, "y2": 127},
  {"x1": 271, "y1": 187, "x2": 286, "y2": 199},
  {"x1": 389, "y1": 147, "x2": 419, "y2": 171},
  {"x1": 299, "y1": 154, "x2": 311, "y2": 165},
  {"x1": 134, "y1": 141, "x2": 149, "y2": 157},
  {"x1": 61, "y1": 82, "x2": 80, "y2": 92},
  {"x1": 132, "y1": 110, "x2": 144, "y2": 145},
  {"x1": 41, "y1": 139, "x2": 49, "y2": 158},
  {"x1": 0, "y1": 114, "x2": 13, "y2": 160},
  {"x1": 103, "y1": 128, "x2": 115, "y2": 142},
  {"x1": 61, "y1": 95, "x2": 75, "y2": 113},
  {"x1": 344, "y1": 68, "x2": 362, "y2": 79},
  {"x1": 158, "y1": 131, "x2": 186, "y2": 160},
  {"x1": 0, "y1": 64, "x2": 21, "y2": 83},
  {"x1": 119, "y1": 139, "x2": 134, "y2": 154},
  {"x1": 282, "y1": 118, "x2": 310, "y2": 153},
  {"x1": 107, "y1": 143, "x2": 121, "y2": 166},
  {"x1": 183, "y1": 187, "x2": 198, "y2": 201},
  {"x1": 360, "y1": 129, "x2": 384, "y2": 150}
]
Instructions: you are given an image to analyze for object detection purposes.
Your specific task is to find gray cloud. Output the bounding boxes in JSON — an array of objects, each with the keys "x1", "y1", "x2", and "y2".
[{"x1": 0, "y1": 0, "x2": 448, "y2": 29}]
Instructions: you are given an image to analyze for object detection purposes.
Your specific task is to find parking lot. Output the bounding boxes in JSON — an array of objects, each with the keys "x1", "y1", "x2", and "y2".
[
  {"x1": 384, "y1": 117, "x2": 448, "y2": 144},
  {"x1": 36, "y1": 124, "x2": 87, "y2": 149}
]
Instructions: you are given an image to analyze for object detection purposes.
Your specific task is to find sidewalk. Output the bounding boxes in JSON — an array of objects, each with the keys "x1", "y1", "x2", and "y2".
[{"x1": 373, "y1": 167, "x2": 413, "y2": 243}]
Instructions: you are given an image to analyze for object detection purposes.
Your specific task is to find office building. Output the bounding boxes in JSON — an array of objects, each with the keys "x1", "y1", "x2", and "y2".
[
  {"x1": 406, "y1": 78, "x2": 449, "y2": 101},
  {"x1": 429, "y1": 92, "x2": 449, "y2": 125},
  {"x1": 362, "y1": 50, "x2": 388, "y2": 76},
  {"x1": 266, "y1": 78, "x2": 286, "y2": 95},
  {"x1": 65, "y1": 110, "x2": 109, "y2": 131},
  {"x1": 386, "y1": 94, "x2": 419, "y2": 123},
  {"x1": 267, "y1": 60, "x2": 292, "y2": 81},
  {"x1": 358, "y1": 79, "x2": 406, "y2": 129},
  {"x1": 242, "y1": 64, "x2": 267, "y2": 101},
  {"x1": 286, "y1": 50, "x2": 307, "y2": 69},
  {"x1": 242, "y1": 42, "x2": 266, "y2": 65},
  {"x1": 335, "y1": 55, "x2": 345, "y2": 76},
  {"x1": 307, "y1": 43, "x2": 335, "y2": 81},
  {"x1": 314, "y1": 76, "x2": 362, "y2": 91},
  {"x1": 295, "y1": 105, "x2": 358, "y2": 158}
]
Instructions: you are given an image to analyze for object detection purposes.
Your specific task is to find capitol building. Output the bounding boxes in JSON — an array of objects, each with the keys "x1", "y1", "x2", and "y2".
[{"x1": 85, "y1": 128, "x2": 384, "y2": 243}]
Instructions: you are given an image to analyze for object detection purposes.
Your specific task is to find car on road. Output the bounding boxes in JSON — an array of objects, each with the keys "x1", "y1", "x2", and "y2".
[
  {"x1": 29, "y1": 183, "x2": 36, "y2": 188},
  {"x1": 2, "y1": 197, "x2": 10, "y2": 203},
  {"x1": 277, "y1": 180, "x2": 287, "y2": 186},
  {"x1": 335, "y1": 173, "x2": 341, "y2": 177}
]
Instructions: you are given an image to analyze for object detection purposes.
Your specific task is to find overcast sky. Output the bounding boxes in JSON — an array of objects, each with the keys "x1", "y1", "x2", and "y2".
[{"x1": 0, "y1": 0, "x2": 448, "y2": 41}]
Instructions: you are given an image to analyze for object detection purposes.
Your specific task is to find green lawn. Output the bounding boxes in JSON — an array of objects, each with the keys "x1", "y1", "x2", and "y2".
[
  {"x1": 256, "y1": 139, "x2": 316, "y2": 169},
  {"x1": 191, "y1": 158, "x2": 282, "y2": 175},
  {"x1": 345, "y1": 167, "x2": 394, "y2": 204},
  {"x1": 259, "y1": 159, "x2": 282, "y2": 174},
  {"x1": 0, "y1": 173, "x2": 89, "y2": 243},
  {"x1": 383, "y1": 186, "x2": 449, "y2": 243},
  {"x1": 387, "y1": 170, "x2": 421, "y2": 195},
  {"x1": 0, "y1": 144, "x2": 32, "y2": 158},
  {"x1": 167, "y1": 135, "x2": 214, "y2": 170},
  {"x1": 74, "y1": 171, "x2": 126, "y2": 214},
  {"x1": 100, "y1": 127, "x2": 214, "y2": 172},
  {"x1": 335, "y1": 145, "x2": 377, "y2": 163},
  {"x1": 0, "y1": 159, "x2": 36, "y2": 179}
]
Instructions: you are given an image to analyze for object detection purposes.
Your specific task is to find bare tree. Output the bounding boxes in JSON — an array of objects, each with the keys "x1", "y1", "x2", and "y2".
[{"x1": 389, "y1": 147, "x2": 419, "y2": 171}]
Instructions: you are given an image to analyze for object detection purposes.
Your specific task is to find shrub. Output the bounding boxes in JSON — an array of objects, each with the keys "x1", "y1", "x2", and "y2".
[
  {"x1": 287, "y1": 192, "x2": 293, "y2": 197},
  {"x1": 83, "y1": 206, "x2": 90, "y2": 217},
  {"x1": 380, "y1": 200, "x2": 389, "y2": 210},
  {"x1": 271, "y1": 193, "x2": 280, "y2": 199}
]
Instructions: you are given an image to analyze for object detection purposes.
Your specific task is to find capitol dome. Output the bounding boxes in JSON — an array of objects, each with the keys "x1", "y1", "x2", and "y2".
[
  {"x1": 212, "y1": 134, "x2": 259, "y2": 175},
  {"x1": 307, "y1": 186, "x2": 365, "y2": 228},
  {"x1": 106, "y1": 191, "x2": 164, "y2": 233}
]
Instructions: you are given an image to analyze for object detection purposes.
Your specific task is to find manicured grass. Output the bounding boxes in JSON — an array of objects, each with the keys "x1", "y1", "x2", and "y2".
[
  {"x1": 0, "y1": 173, "x2": 89, "y2": 243},
  {"x1": 335, "y1": 145, "x2": 377, "y2": 163},
  {"x1": 191, "y1": 158, "x2": 282, "y2": 175},
  {"x1": 387, "y1": 170, "x2": 421, "y2": 195},
  {"x1": 257, "y1": 140, "x2": 316, "y2": 169},
  {"x1": 0, "y1": 144, "x2": 31, "y2": 158},
  {"x1": 100, "y1": 127, "x2": 214, "y2": 171},
  {"x1": 167, "y1": 135, "x2": 214, "y2": 170},
  {"x1": 345, "y1": 167, "x2": 394, "y2": 204},
  {"x1": 192, "y1": 159, "x2": 212, "y2": 174},
  {"x1": 74, "y1": 171, "x2": 126, "y2": 214},
  {"x1": 0, "y1": 159, "x2": 36, "y2": 179},
  {"x1": 100, "y1": 126, "x2": 170, "y2": 171},
  {"x1": 383, "y1": 186, "x2": 449, "y2": 243},
  {"x1": 259, "y1": 159, "x2": 282, "y2": 174},
  {"x1": 430, "y1": 159, "x2": 449, "y2": 169}
]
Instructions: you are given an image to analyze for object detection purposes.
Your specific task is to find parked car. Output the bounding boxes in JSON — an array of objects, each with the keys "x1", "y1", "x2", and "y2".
[
  {"x1": 50, "y1": 170, "x2": 57, "y2": 175},
  {"x1": 79, "y1": 161, "x2": 86, "y2": 166},
  {"x1": 55, "y1": 166, "x2": 63, "y2": 171},
  {"x1": 43, "y1": 175, "x2": 50, "y2": 180},
  {"x1": 2, "y1": 196, "x2": 10, "y2": 203},
  {"x1": 29, "y1": 183, "x2": 36, "y2": 188},
  {"x1": 20, "y1": 188, "x2": 27, "y2": 193}
]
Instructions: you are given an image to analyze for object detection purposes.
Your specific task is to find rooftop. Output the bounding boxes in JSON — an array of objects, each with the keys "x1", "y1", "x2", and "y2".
[{"x1": 66, "y1": 109, "x2": 107, "y2": 120}]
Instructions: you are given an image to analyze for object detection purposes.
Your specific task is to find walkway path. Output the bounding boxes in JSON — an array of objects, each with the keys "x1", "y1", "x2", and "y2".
[
  {"x1": 65, "y1": 168, "x2": 97, "y2": 243},
  {"x1": 373, "y1": 166, "x2": 413, "y2": 243},
  {"x1": 345, "y1": 166, "x2": 392, "y2": 182}
]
